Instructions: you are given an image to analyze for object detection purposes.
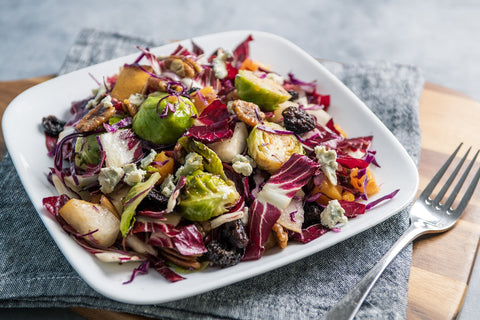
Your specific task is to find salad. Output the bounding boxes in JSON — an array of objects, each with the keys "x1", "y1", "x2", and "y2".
[{"x1": 41, "y1": 35, "x2": 398, "y2": 283}]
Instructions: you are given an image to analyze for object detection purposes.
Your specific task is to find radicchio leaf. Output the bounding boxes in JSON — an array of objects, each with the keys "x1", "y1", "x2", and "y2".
[
  {"x1": 43, "y1": 194, "x2": 70, "y2": 217},
  {"x1": 242, "y1": 199, "x2": 282, "y2": 261},
  {"x1": 186, "y1": 100, "x2": 235, "y2": 143},
  {"x1": 232, "y1": 34, "x2": 254, "y2": 68},
  {"x1": 292, "y1": 224, "x2": 329, "y2": 243},
  {"x1": 256, "y1": 153, "x2": 319, "y2": 209},
  {"x1": 138, "y1": 222, "x2": 207, "y2": 256},
  {"x1": 338, "y1": 200, "x2": 366, "y2": 218}
]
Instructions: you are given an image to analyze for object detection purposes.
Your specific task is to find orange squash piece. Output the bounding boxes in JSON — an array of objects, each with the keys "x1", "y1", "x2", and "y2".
[
  {"x1": 350, "y1": 167, "x2": 380, "y2": 196},
  {"x1": 190, "y1": 86, "x2": 217, "y2": 114},
  {"x1": 150, "y1": 151, "x2": 175, "y2": 184},
  {"x1": 110, "y1": 65, "x2": 152, "y2": 101},
  {"x1": 312, "y1": 179, "x2": 343, "y2": 205}
]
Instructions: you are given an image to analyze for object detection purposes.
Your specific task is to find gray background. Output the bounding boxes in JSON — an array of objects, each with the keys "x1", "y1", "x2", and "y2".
[{"x1": 1, "y1": 0, "x2": 479, "y2": 319}]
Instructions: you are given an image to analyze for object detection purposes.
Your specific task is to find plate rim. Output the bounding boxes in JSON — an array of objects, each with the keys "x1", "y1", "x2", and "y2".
[{"x1": 2, "y1": 29, "x2": 419, "y2": 304}]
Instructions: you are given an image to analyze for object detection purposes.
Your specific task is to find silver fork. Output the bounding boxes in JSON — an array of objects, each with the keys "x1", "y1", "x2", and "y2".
[{"x1": 323, "y1": 143, "x2": 480, "y2": 320}]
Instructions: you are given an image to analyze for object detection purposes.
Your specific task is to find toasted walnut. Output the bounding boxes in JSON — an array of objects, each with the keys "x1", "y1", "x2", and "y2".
[
  {"x1": 161, "y1": 55, "x2": 203, "y2": 78},
  {"x1": 75, "y1": 102, "x2": 115, "y2": 132},
  {"x1": 231, "y1": 99, "x2": 264, "y2": 127},
  {"x1": 159, "y1": 247, "x2": 202, "y2": 270},
  {"x1": 272, "y1": 223, "x2": 288, "y2": 249}
]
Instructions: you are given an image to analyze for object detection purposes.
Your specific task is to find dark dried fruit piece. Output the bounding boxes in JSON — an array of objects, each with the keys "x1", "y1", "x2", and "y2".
[
  {"x1": 41, "y1": 115, "x2": 66, "y2": 137},
  {"x1": 282, "y1": 106, "x2": 316, "y2": 134},
  {"x1": 303, "y1": 201, "x2": 322, "y2": 227},
  {"x1": 205, "y1": 219, "x2": 248, "y2": 268},
  {"x1": 220, "y1": 219, "x2": 249, "y2": 249},
  {"x1": 137, "y1": 187, "x2": 168, "y2": 212},
  {"x1": 288, "y1": 90, "x2": 299, "y2": 101},
  {"x1": 205, "y1": 240, "x2": 244, "y2": 268}
]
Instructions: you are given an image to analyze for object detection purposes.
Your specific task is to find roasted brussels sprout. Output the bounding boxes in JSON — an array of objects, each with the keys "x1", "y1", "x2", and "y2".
[
  {"x1": 132, "y1": 92, "x2": 197, "y2": 145},
  {"x1": 247, "y1": 122, "x2": 303, "y2": 173},
  {"x1": 74, "y1": 134, "x2": 100, "y2": 170},
  {"x1": 235, "y1": 70, "x2": 291, "y2": 111},
  {"x1": 177, "y1": 170, "x2": 239, "y2": 222}
]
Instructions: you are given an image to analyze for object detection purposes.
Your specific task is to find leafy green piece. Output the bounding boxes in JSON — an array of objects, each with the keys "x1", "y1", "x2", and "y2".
[
  {"x1": 178, "y1": 170, "x2": 239, "y2": 222},
  {"x1": 120, "y1": 172, "x2": 160, "y2": 237}
]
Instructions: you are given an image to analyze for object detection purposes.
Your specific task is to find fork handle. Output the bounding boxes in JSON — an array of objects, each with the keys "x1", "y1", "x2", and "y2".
[{"x1": 323, "y1": 224, "x2": 426, "y2": 320}]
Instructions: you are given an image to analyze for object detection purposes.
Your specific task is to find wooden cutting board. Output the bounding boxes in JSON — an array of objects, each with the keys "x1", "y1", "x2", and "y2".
[{"x1": 1, "y1": 78, "x2": 479, "y2": 320}]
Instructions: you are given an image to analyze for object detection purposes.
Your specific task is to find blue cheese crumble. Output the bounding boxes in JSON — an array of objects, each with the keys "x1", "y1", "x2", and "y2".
[
  {"x1": 175, "y1": 152, "x2": 204, "y2": 179},
  {"x1": 140, "y1": 149, "x2": 157, "y2": 169},
  {"x1": 99, "y1": 167, "x2": 124, "y2": 194},
  {"x1": 123, "y1": 163, "x2": 146, "y2": 186},
  {"x1": 232, "y1": 154, "x2": 256, "y2": 176},
  {"x1": 160, "y1": 174, "x2": 176, "y2": 197},
  {"x1": 320, "y1": 199, "x2": 348, "y2": 228},
  {"x1": 212, "y1": 49, "x2": 232, "y2": 79},
  {"x1": 314, "y1": 145, "x2": 338, "y2": 185}
]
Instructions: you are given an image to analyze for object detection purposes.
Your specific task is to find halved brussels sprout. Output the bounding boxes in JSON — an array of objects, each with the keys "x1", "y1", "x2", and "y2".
[
  {"x1": 235, "y1": 70, "x2": 291, "y2": 111},
  {"x1": 132, "y1": 92, "x2": 197, "y2": 145},
  {"x1": 247, "y1": 122, "x2": 303, "y2": 174},
  {"x1": 177, "y1": 169, "x2": 239, "y2": 222},
  {"x1": 177, "y1": 136, "x2": 228, "y2": 181},
  {"x1": 74, "y1": 134, "x2": 100, "y2": 170}
]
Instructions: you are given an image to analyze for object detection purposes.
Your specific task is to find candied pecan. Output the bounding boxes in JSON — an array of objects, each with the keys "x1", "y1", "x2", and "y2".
[
  {"x1": 282, "y1": 106, "x2": 316, "y2": 134},
  {"x1": 161, "y1": 55, "x2": 203, "y2": 78},
  {"x1": 41, "y1": 115, "x2": 66, "y2": 136},
  {"x1": 272, "y1": 223, "x2": 288, "y2": 249},
  {"x1": 231, "y1": 99, "x2": 264, "y2": 127},
  {"x1": 159, "y1": 247, "x2": 202, "y2": 270},
  {"x1": 75, "y1": 102, "x2": 115, "y2": 132},
  {"x1": 124, "y1": 100, "x2": 139, "y2": 117},
  {"x1": 141, "y1": 76, "x2": 184, "y2": 95}
]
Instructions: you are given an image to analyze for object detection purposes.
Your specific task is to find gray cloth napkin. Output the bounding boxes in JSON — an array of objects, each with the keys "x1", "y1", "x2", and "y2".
[{"x1": 0, "y1": 29, "x2": 423, "y2": 319}]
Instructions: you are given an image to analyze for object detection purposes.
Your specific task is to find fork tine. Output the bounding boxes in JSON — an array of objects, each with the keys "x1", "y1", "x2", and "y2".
[
  {"x1": 447, "y1": 149, "x2": 480, "y2": 214},
  {"x1": 431, "y1": 146, "x2": 471, "y2": 208},
  {"x1": 420, "y1": 143, "x2": 463, "y2": 201}
]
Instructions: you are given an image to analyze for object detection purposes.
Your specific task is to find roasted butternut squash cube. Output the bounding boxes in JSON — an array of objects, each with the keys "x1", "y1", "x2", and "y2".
[
  {"x1": 312, "y1": 179, "x2": 343, "y2": 205},
  {"x1": 110, "y1": 65, "x2": 152, "y2": 101}
]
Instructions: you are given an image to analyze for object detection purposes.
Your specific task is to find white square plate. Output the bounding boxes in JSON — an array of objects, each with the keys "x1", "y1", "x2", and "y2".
[{"x1": 2, "y1": 30, "x2": 419, "y2": 304}]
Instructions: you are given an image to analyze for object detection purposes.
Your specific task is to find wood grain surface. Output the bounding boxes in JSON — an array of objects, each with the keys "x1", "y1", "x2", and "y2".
[{"x1": 1, "y1": 78, "x2": 479, "y2": 320}]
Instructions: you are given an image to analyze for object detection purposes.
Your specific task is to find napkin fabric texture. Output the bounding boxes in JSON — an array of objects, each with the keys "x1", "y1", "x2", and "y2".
[{"x1": 0, "y1": 29, "x2": 424, "y2": 319}]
